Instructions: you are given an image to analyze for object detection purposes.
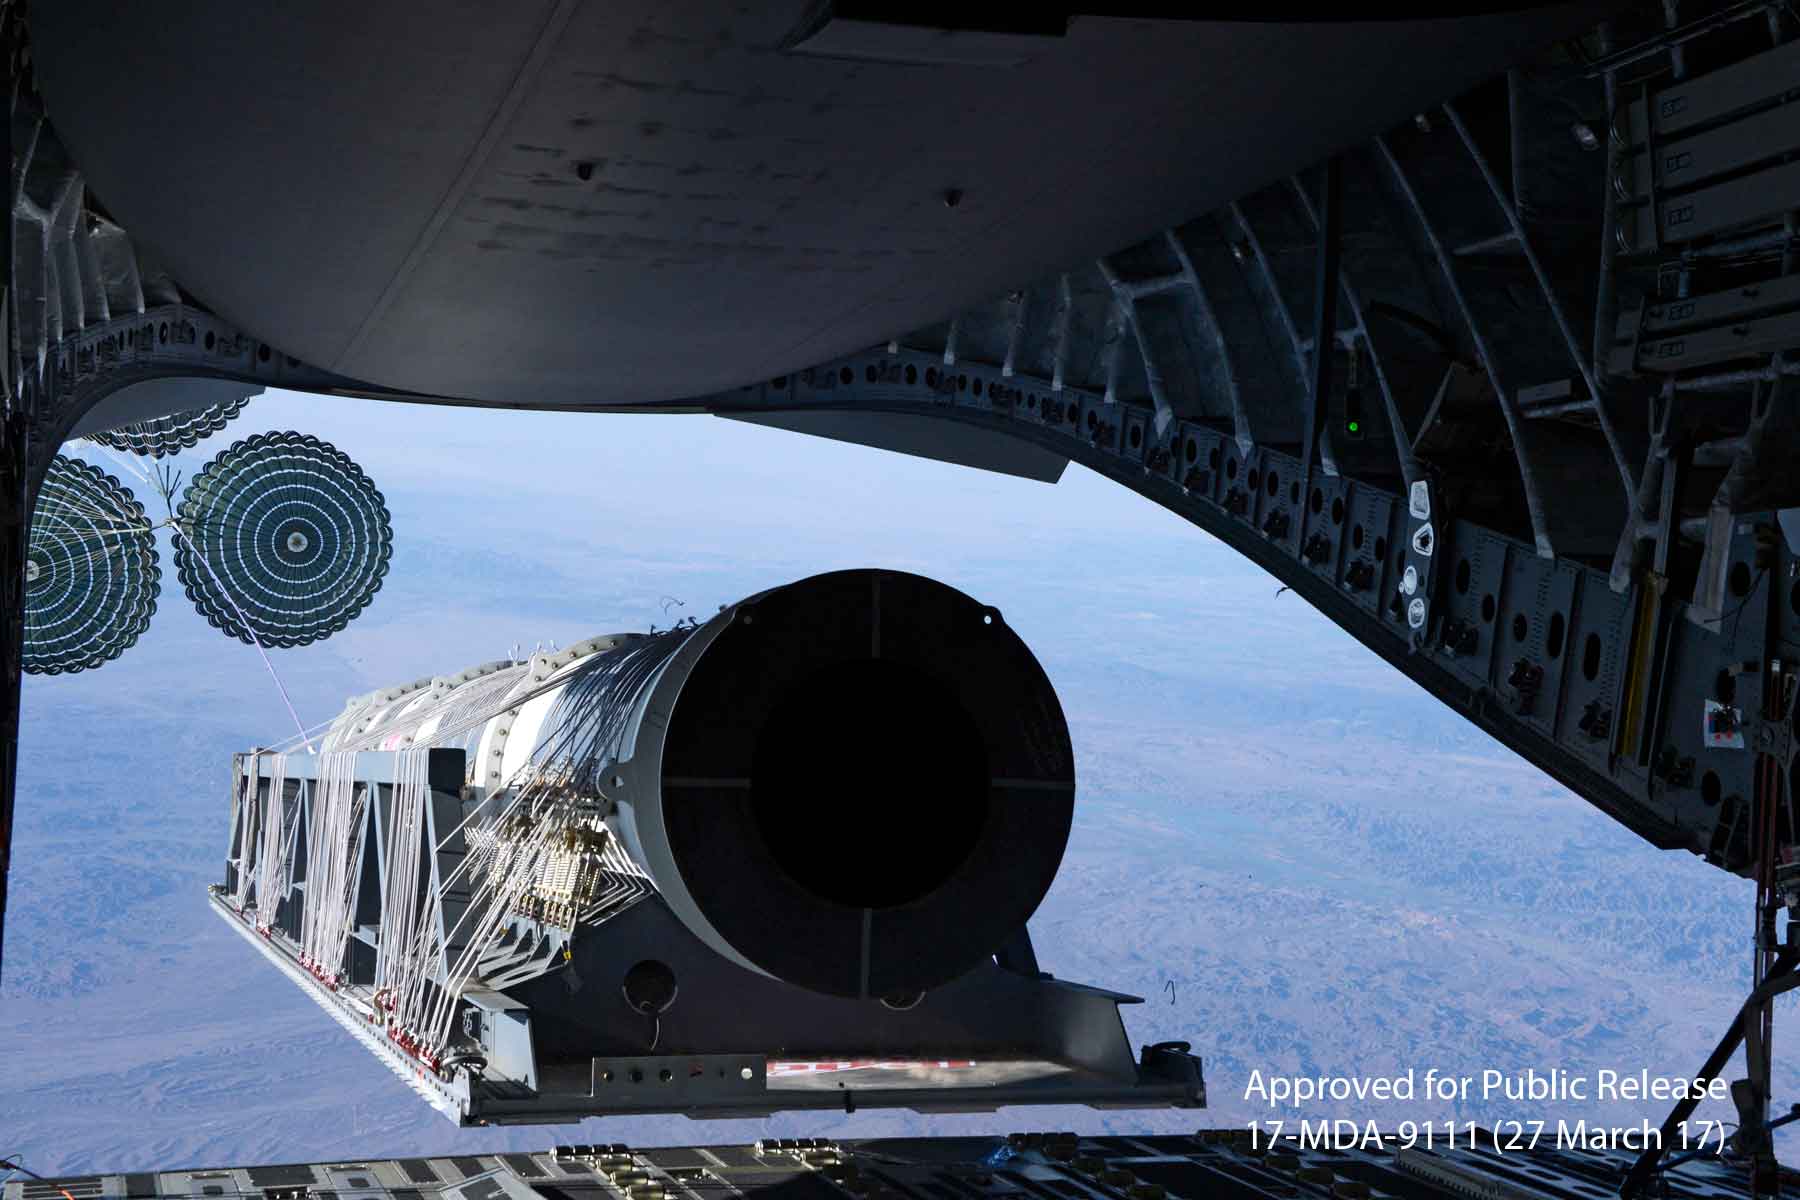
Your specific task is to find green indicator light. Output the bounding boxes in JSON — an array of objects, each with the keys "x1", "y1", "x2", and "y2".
[{"x1": 1347, "y1": 421, "x2": 1360, "y2": 433}]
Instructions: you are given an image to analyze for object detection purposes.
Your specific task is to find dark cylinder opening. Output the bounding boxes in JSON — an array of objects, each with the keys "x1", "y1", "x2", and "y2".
[
  {"x1": 751, "y1": 658, "x2": 991, "y2": 910},
  {"x1": 648, "y1": 569, "x2": 1075, "y2": 998}
]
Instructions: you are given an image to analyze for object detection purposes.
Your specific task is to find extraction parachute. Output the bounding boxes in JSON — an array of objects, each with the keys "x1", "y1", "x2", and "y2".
[
  {"x1": 174, "y1": 431, "x2": 393, "y2": 647},
  {"x1": 23, "y1": 455, "x2": 159, "y2": 675},
  {"x1": 212, "y1": 568, "x2": 1204, "y2": 1124},
  {"x1": 25, "y1": 431, "x2": 393, "y2": 674},
  {"x1": 86, "y1": 391, "x2": 252, "y2": 458}
]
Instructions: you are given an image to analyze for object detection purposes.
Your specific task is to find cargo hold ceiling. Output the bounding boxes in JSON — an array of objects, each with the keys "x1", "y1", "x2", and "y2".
[{"x1": 32, "y1": 2, "x2": 1606, "y2": 409}]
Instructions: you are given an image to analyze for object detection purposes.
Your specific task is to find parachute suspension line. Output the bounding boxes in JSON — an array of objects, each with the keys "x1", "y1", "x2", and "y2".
[
  {"x1": 253, "y1": 755, "x2": 295, "y2": 932},
  {"x1": 424, "y1": 786, "x2": 567, "y2": 1050},
  {"x1": 379, "y1": 763, "x2": 485, "y2": 1044},
  {"x1": 296, "y1": 757, "x2": 329, "y2": 962},
  {"x1": 298, "y1": 752, "x2": 365, "y2": 984},
  {"x1": 45, "y1": 443, "x2": 322, "y2": 742},
  {"x1": 167, "y1": 519, "x2": 316, "y2": 752},
  {"x1": 36, "y1": 492, "x2": 155, "y2": 534},
  {"x1": 534, "y1": 634, "x2": 687, "y2": 791},
  {"x1": 149, "y1": 460, "x2": 183, "y2": 522},
  {"x1": 268, "y1": 713, "x2": 340, "y2": 756},
  {"x1": 375, "y1": 748, "x2": 425, "y2": 1023},
  {"x1": 400, "y1": 765, "x2": 555, "y2": 1052},
  {"x1": 375, "y1": 758, "x2": 605, "y2": 1056},
  {"x1": 231, "y1": 752, "x2": 261, "y2": 912},
  {"x1": 81, "y1": 439, "x2": 158, "y2": 491},
  {"x1": 376, "y1": 749, "x2": 455, "y2": 1053}
]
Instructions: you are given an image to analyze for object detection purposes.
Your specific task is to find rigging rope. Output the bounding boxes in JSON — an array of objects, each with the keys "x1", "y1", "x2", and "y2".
[
  {"x1": 253, "y1": 756, "x2": 295, "y2": 931},
  {"x1": 403, "y1": 637, "x2": 680, "y2": 1049},
  {"x1": 230, "y1": 753, "x2": 261, "y2": 911},
  {"x1": 254, "y1": 634, "x2": 691, "y2": 1063},
  {"x1": 298, "y1": 752, "x2": 367, "y2": 983},
  {"x1": 168, "y1": 519, "x2": 316, "y2": 751}
]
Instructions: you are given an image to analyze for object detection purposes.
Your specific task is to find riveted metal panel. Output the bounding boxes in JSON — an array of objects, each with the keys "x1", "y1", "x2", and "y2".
[
  {"x1": 1341, "y1": 487, "x2": 1398, "y2": 617},
  {"x1": 1495, "y1": 549, "x2": 1579, "y2": 738},
  {"x1": 1436, "y1": 526, "x2": 1509, "y2": 689}
]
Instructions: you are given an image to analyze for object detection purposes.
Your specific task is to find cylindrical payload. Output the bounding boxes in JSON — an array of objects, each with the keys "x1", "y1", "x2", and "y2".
[
  {"x1": 323, "y1": 569, "x2": 1075, "y2": 1001},
  {"x1": 615, "y1": 569, "x2": 1074, "y2": 1000}
]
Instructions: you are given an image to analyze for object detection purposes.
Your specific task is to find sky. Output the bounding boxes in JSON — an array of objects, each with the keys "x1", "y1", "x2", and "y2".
[{"x1": 0, "y1": 386, "x2": 1781, "y2": 1173}]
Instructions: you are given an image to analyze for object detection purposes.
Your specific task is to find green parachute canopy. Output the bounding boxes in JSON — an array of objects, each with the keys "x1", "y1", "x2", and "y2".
[
  {"x1": 176, "y1": 432, "x2": 392, "y2": 648},
  {"x1": 88, "y1": 392, "x2": 252, "y2": 458},
  {"x1": 25, "y1": 456, "x2": 160, "y2": 675}
]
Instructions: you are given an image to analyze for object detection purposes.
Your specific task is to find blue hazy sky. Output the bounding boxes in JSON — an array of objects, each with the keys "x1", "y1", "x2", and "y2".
[{"x1": 88, "y1": 386, "x2": 1403, "y2": 728}]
